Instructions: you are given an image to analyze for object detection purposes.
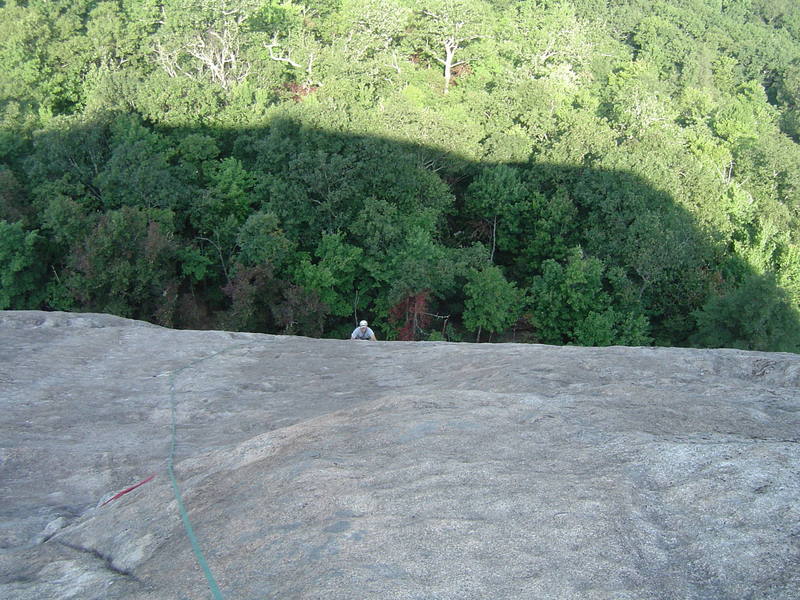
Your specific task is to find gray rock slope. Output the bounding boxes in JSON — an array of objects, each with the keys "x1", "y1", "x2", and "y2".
[{"x1": 1, "y1": 310, "x2": 798, "y2": 600}]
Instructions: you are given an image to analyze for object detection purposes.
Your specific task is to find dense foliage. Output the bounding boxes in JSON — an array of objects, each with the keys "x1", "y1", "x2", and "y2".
[{"x1": 1, "y1": 0, "x2": 799, "y2": 350}]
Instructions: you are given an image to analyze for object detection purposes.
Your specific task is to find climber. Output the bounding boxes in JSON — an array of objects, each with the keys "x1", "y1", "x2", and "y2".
[{"x1": 350, "y1": 320, "x2": 377, "y2": 341}]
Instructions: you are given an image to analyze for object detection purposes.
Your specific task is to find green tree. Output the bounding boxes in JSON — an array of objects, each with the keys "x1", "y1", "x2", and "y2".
[
  {"x1": 712, "y1": 81, "x2": 779, "y2": 143},
  {"x1": 527, "y1": 248, "x2": 651, "y2": 346},
  {"x1": 500, "y1": 0, "x2": 610, "y2": 79},
  {"x1": 410, "y1": 0, "x2": 491, "y2": 94},
  {"x1": 0, "y1": 166, "x2": 32, "y2": 225},
  {"x1": 692, "y1": 272, "x2": 800, "y2": 352},
  {"x1": 778, "y1": 243, "x2": 800, "y2": 309},
  {"x1": 85, "y1": 0, "x2": 159, "y2": 71},
  {"x1": 95, "y1": 114, "x2": 188, "y2": 210},
  {"x1": 463, "y1": 264, "x2": 523, "y2": 341},
  {"x1": 235, "y1": 211, "x2": 294, "y2": 270},
  {"x1": 0, "y1": 221, "x2": 47, "y2": 309},
  {"x1": 523, "y1": 189, "x2": 578, "y2": 267},
  {"x1": 55, "y1": 207, "x2": 179, "y2": 324},
  {"x1": 292, "y1": 233, "x2": 363, "y2": 319},
  {"x1": 0, "y1": 0, "x2": 94, "y2": 115},
  {"x1": 153, "y1": 0, "x2": 264, "y2": 90},
  {"x1": 25, "y1": 115, "x2": 111, "y2": 213},
  {"x1": 330, "y1": 0, "x2": 410, "y2": 61},
  {"x1": 463, "y1": 164, "x2": 528, "y2": 261}
]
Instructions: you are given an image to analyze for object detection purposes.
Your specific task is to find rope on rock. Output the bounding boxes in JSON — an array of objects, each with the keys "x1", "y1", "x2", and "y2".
[
  {"x1": 101, "y1": 474, "x2": 155, "y2": 507},
  {"x1": 166, "y1": 343, "x2": 249, "y2": 600}
]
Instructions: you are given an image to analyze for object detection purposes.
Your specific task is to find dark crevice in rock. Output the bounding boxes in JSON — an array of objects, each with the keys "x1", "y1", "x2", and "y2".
[{"x1": 55, "y1": 540, "x2": 141, "y2": 582}]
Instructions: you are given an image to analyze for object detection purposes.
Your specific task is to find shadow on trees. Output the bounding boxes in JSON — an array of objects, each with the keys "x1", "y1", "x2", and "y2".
[{"x1": 6, "y1": 114, "x2": 800, "y2": 352}]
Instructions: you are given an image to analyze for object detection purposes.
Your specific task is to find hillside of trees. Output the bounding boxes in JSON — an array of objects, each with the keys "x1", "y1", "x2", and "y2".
[{"x1": 1, "y1": 0, "x2": 799, "y2": 350}]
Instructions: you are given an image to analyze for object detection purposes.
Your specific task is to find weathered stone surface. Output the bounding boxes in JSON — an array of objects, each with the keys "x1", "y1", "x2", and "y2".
[{"x1": 1, "y1": 310, "x2": 799, "y2": 599}]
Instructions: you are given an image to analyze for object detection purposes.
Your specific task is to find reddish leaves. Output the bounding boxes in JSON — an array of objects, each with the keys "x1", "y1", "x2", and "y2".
[{"x1": 389, "y1": 290, "x2": 431, "y2": 341}]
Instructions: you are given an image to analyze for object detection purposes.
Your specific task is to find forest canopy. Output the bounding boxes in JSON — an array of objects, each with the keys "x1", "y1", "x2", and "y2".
[{"x1": 1, "y1": 0, "x2": 799, "y2": 351}]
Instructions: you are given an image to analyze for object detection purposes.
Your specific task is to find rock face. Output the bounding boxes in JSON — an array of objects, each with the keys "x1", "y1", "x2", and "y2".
[{"x1": 1, "y1": 311, "x2": 799, "y2": 600}]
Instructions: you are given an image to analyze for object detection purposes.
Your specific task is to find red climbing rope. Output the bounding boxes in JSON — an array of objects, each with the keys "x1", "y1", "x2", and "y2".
[{"x1": 101, "y1": 474, "x2": 155, "y2": 506}]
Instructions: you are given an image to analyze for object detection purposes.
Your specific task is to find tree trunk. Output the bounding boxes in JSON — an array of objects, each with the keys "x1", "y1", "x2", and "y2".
[
  {"x1": 490, "y1": 215, "x2": 497, "y2": 263},
  {"x1": 443, "y1": 38, "x2": 457, "y2": 94}
]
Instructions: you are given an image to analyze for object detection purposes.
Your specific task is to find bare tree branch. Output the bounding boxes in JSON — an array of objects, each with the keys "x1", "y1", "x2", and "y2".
[{"x1": 264, "y1": 35, "x2": 302, "y2": 69}]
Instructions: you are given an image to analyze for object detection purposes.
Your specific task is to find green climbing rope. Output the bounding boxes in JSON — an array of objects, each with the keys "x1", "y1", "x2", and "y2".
[{"x1": 166, "y1": 344, "x2": 247, "y2": 600}]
